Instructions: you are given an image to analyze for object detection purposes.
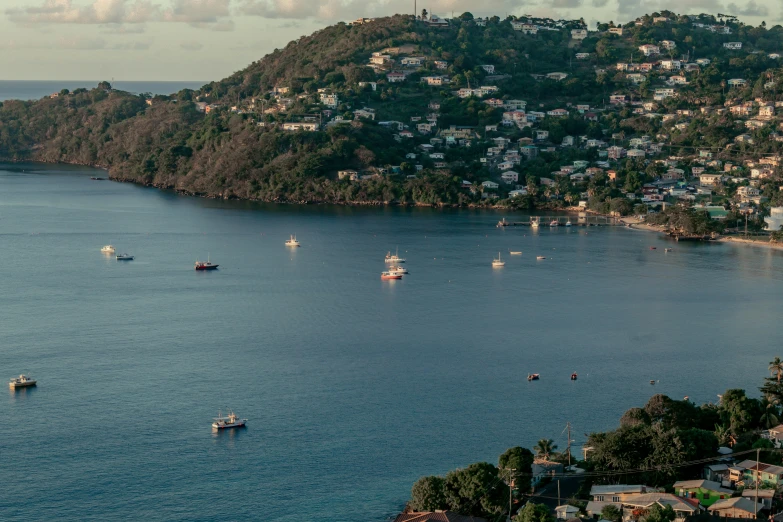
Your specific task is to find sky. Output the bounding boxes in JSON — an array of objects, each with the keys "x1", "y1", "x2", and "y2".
[{"x1": 0, "y1": 0, "x2": 778, "y2": 82}]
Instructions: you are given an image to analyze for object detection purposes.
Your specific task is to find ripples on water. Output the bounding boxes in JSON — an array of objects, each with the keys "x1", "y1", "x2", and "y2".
[{"x1": 2, "y1": 163, "x2": 782, "y2": 521}]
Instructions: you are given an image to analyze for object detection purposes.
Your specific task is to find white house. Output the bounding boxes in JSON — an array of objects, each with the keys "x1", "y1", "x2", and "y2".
[
  {"x1": 386, "y1": 72, "x2": 406, "y2": 83},
  {"x1": 724, "y1": 42, "x2": 743, "y2": 50},
  {"x1": 282, "y1": 122, "x2": 319, "y2": 131},
  {"x1": 639, "y1": 44, "x2": 660, "y2": 56},
  {"x1": 482, "y1": 181, "x2": 499, "y2": 189},
  {"x1": 660, "y1": 40, "x2": 676, "y2": 50},
  {"x1": 400, "y1": 57, "x2": 423, "y2": 66},
  {"x1": 501, "y1": 171, "x2": 519, "y2": 184},
  {"x1": 728, "y1": 78, "x2": 747, "y2": 87},
  {"x1": 571, "y1": 29, "x2": 588, "y2": 40},
  {"x1": 480, "y1": 64, "x2": 495, "y2": 74}
]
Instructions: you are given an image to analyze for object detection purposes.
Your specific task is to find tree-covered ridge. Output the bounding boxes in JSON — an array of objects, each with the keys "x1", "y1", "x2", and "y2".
[{"x1": 2, "y1": 11, "x2": 783, "y2": 210}]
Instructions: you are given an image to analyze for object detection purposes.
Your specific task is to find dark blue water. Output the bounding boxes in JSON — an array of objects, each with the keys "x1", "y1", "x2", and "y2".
[
  {"x1": 0, "y1": 81, "x2": 206, "y2": 101},
  {"x1": 2, "y1": 163, "x2": 782, "y2": 521}
]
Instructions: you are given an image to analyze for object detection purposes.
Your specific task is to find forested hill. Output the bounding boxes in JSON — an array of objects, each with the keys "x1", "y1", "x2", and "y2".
[{"x1": 1, "y1": 12, "x2": 782, "y2": 207}]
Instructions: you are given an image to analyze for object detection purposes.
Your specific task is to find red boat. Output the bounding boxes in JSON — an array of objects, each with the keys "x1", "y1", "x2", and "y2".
[
  {"x1": 195, "y1": 255, "x2": 219, "y2": 270},
  {"x1": 381, "y1": 271, "x2": 402, "y2": 280},
  {"x1": 571, "y1": 372, "x2": 578, "y2": 380}
]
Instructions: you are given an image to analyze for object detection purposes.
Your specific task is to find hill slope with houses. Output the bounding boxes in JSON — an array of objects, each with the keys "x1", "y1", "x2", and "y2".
[{"x1": 2, "y1": 11, "x2": 783, "y2": 226}]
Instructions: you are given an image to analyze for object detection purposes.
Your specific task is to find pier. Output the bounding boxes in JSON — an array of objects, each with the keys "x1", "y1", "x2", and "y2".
[{"x1": 497, "y1": 215, "x2": 622, "y2": 227}]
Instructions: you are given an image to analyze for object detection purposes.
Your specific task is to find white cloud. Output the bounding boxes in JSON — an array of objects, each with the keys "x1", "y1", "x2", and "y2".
[
  {"x1": 727, "y1": 1, "x2": 769, "y2": 16},
  {"x1": 6, "y1": 0, "x2": 161, "y2": 24},
  {"x1": 551, "y1": 0, "x2": 583, "y2": 8},
  {"x1": 180, "y1": 40, "x2": 203, "y2": 50}
]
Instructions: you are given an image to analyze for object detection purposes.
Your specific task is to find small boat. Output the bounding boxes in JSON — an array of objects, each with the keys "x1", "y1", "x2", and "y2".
[
  {"x1": 285, "y1": 235, "x2": 300, "y2": 247},
  {"x1": 492, "y1": 252, "x2": 505, "y2": 267},
  {"x1": 565, "y1": 220, "x2": 572, "y2": 227},
  {"x1": 527, "y1": 373, "x2": 540, "y2": 381},
  {"x1": 571, "y1": 372, "x2": 578, "y2": 381},
  {"x1": 90, "y1": 177, "x2": 105, "y2": 181},
  {"x1": 116, "y1": 253, "x2": 134, "y2": 261},
  {"x1": 9, "y1": 374, "x2": 36, "y2": 389},
  {"x1": 530, "y1": 219, "x2": 540, "y2": 229},
  {"x1": 536, "y1": 256, "x2": 546, "y2": 260},
  {"x1": 509, "y1": 251, "x2": 522, "y2": 255},
  {"x1": 381, "y1": 271, "x2": 402, "y2": 280},
  {"x1": 388, "y1": 265, "x2": 408, "y2": 275},
  {"x1": 497, "y1": 218, "x2": 510, "y2": 227},
  {"x1": 665, "y1": 248, "x2": 673, "y2": 252},
  {"x1": 549, "y1": 220, "x2": 559, "y2": 227},
  {"x1": 101, "y1": 245, "x2": 115, "y2": 254},
  {"x1": 195, "y1": 255, "x2": 218, "y2": 270},
  {"x1": 212, "y1": 410, "x2": 247, "y2": 430},
  {"x1": 650, "y1": 380, "x2": 656, "y2": 385},
  {"x1": 649, "y1": 246, "x2": 657, "y2": 250},
  {"x1": 385, "y1": 247, "x2": 406, "y2": 264}
]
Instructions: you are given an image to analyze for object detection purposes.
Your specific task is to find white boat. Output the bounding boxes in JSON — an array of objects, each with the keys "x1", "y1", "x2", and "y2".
[
  {"x1": 385, "y1": 247, "x2": 406, "y2": 264},
  {"x1": 101, "y1": 245, "x2": 115, "y2": 254},
  {"x1": 388, "y1": 265, "x2": 408, "y2": 275},
  {"x1": 549, "y1": 220, "x2": 559, "y2": 227},
  {"x1": 285, "y1": 235, "x2": 300, "y2": 247},
  {"x1": 9, "y1": 374, "x2": 36, "y2": 389},
  {"x1": 212, "y1": 410, "x2": 247, "y2": 430},
  {"x1": 509, "y1": 251, "x2": 522, "y2": 255},
  {"x1": 116, "y1": 253, "x2": 134, "y2": 261},
  {"x1": 530, "y1": 219, "x2": 540, "y2": 229},
  {"x1": 536, "y1": 256, "x2": 546, "y2": 260},
  {"x1": 492, "y1": 252, "x2": 505, "y2": 267},
  {"x1": 565, "y1": 220, "x2": 572, "y2": 227}
]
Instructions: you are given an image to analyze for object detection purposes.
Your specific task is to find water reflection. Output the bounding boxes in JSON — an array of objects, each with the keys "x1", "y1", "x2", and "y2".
[{"x1": 9, "y1": 385, "x2": 37, "y2": 399}]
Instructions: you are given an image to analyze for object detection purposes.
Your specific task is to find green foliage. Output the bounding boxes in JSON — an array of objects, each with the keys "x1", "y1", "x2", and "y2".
[
  {"x1": 410, "y1": 475, "x2": 447, "y2": 512},
  {"x1": 601, "y1": 504, "x2": 623, "y2": 522},
  {"x1": 514, "y1": 502, "x2": 555, "y2": 522},
  {"x1": 498, "y1": 446, "x2": 534, "y2": 494}
]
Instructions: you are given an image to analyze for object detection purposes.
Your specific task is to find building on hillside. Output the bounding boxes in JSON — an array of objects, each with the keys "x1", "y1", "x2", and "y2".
[
  {"x1": 555, "y1": 505, "x2": 580, "y2": 520},
  {"x1": 608, "y1": 27, "x2": 623, "y2": 35},
  {"x1": 400, "y1": 57, "x2": 423, "y2": 66},
  {"x1": 639, "y1": 44, "x2": 660, "y2": 56},
  {"x1": 546, "y1": 72, "x2": 568, "y2": 81},
  {"x1": 571, "y1": 29, "x2": 588, "y2": 40},
  {"x1": 337, "y1": 170, "x2": 359, "y2": 181},
  {"x1": 622, "y1": 493, "x2": 698, "y2": 520},
  {"x1": 532, "y1": 459, "x2": 563, "y2": 486},
  {"x1": 660, "y1": 40, "x2": 676, "y2": 50},
  {"x1": 724, "y1": 42, "x2": 743, "y2": 50},
  {"x1": 576, "y1": 53, "x2": 591, "y2": 60},
  {"x1": 708, "y1": 498, "x2": 760, "y2": 519},
  {"x1": 672, "y1": 480, "x2": 732, "y2": 506},
  {"x1": 433, "y1": 60, "x2": 448, "y2": 70},
  {"x1": 386, "y1": 72, "x2": 406, "y2": 83},
  {"x1": 728, "y1": 78, "x2": 746, "y2": 87},
  {"x1": 427, "y1": 15, "x2": 449, "y2": 27},
  {"x1": 358, "y1": 81, "x2": 377, "y2": 91},
  {"x1": 480, "y1": 64, "x2": 495, "y2": 74},
  {"x1": 319, "y1": 93, "x2": 339, "y2": 108},
  {"x1": 586, "y1": 485, "x2": 654, "y2": 516},
  {"x1": 742, "y1": 489, "x2": 775, "y2": 510},
  {"x1": 282, "y1": 122, "x2": 319, "y2": 131}
]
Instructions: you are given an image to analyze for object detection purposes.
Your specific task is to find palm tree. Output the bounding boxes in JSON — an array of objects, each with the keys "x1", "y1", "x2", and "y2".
[
  {"x1": 761, "y1": 402, "x2": 779, "y2": 429},
  {"x1": 534, "y1": 438, "x2": 557, "y2": 458},
  {"x1": 769, "y1": 357, "x2": 783, "y2": 383},
  {"x1": 714, "y1": 424, "x2": 730, "y2": 446}
]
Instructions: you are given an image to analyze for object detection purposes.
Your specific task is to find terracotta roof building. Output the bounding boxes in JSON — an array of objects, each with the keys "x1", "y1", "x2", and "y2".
[{"x1": 394, "y1": 511, "x2": 488, "y2": 522}]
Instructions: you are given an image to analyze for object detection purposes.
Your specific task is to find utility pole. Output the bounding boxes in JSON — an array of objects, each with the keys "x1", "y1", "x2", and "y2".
[
  {"x1": 755, "y1": 447, "x2": 760, "y2": 518},
  {"x1": 505, "y1": 468, "x2": 517, "y2": 522},
  {"x1": 562, "y1": 422, "x2": 573, "y2": 468},
  {"x1": 557, "y1": 479, "x2": 561, "y2": 506}
]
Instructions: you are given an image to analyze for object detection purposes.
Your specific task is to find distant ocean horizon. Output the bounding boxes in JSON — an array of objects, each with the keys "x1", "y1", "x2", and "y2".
[{"x1": 0, "y1": 80, "x2": 208, "y2": 101}]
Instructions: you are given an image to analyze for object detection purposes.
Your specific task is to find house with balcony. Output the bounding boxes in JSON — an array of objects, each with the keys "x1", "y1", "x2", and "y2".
[{"x1": 639, "y1": 44, "x2": 660, "y2": 56}]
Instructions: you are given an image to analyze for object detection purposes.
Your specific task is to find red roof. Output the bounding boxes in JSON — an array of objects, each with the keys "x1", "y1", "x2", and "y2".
[{"x1": 394, "y1": 511, "x2": 488, "y2": 522}]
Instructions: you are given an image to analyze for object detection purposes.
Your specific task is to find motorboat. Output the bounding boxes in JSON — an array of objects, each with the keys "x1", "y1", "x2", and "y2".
[
  {"x1": 388, "y1": 265, "x2": 408, "y2": 275},
  {"x1": 116, "y1": 253, "x2": 134, "y2": 261},
  {"x1": 509, "y1": 251, "x2": 522, "y2": 255},
  {"x1": 9, "y1": 374, "x2": 36, "y2": 389},
  {"x1": 565, "y1": 220, "x2": 572, "y2": 227},
  {"x1": 530, "y1": 219, "x2": 540, "y2": 229},
  {"x1": 527, "y1": 374, "x2": 540, "y2": 381},
  {"x1": 549, "y1": 220, "x2": 559, "y2": 227},
  {"x1": 101, "y1": 245, "x2": 115, "y2": 254},
  {"x1": 212, "y1": 410, "x2": 247, "y2": 430},
  {"x1": 385, "y1": 247, "x2": 406, "y2": 264},
  {"x1": 285, "y1": 235, "x2": 300, "y2": 247},
  {"x1": 649, "y1": 246, "x2": 657, "y2": 250},
  {"x1": 492, "y1": 252, "x2": 505, "y2": 267},
  {"x1": 381, "y1": 271, "x2": 402, "y2": 280},
  {"x1": 195, "y1": 255, "x2": 218, "y2": 270},
  {"x1": 536, "y1": 256, "x2": 546, "y2": 260},
  {"x1": 571, "y1": 372, "x2": 578, "y2": 381},
  {"x1": 665, "y1": 248, "x2": 673, "y2": 252}
]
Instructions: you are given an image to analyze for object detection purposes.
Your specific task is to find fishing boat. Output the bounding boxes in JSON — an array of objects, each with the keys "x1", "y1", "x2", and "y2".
[
  {"x1": 527, "y1": 373, "x2": 540, "y2": 381},
  {"x1": 285, "y1": 235, "x2": 300, "y2": 247},
  {"x1": 212, "y1": 410, "x2": 247, "y2": 430},
  {"x1": 195, "y1": 255, "x2": 218, "y2": 271},
  {"x1": 385, "y1": 247, "x2": 406, "y2": 264},
  {"x1": 101, "y1": 245, "x2": 115, "y2": 254},
  {"x1": 549, "y1": 220, "x2": 559, "y2": 227},
  {"x1": 388, "y1": 265, "x2": 408, "y2": 275},
  {"x1": 536, "y1": 256, "x2": 546, "y2": 260},
  {"x1": 571, "y1": 372, "x2": 578, "y2": 381},
  {"x1": 492, "y1": 252, "x2": 505, "y2": 267},
  {"x1": 650, "y1": 380, "x2": 656, "y2": 385},
  {"x1": 509, "y1": 251, "x2": 522, "y2": 255},
  {"x1": 565, "y1": 220, "x2": 572, "y2": 227},
  {"x1": 116, "y1": 253, "x2": 134, "y2": 261},
  {"x1": 381, "y1": 271, "x2": 402, "y2": 280},
  {"x1": 9, "y1": 374, "x2": 36, "y2": 389}
]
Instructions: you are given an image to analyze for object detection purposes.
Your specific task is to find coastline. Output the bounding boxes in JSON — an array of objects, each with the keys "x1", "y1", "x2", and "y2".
[{"x1": 718, "y1": 236, "x2": 783, "y2": 251}]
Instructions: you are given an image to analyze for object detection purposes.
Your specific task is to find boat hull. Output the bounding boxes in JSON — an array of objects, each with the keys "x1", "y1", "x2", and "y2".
[
  {"x1": 212, "y1": 422, "x2": 246, "y2": 429},
  {"x1": 9, "y1": 381, "x2": 36, "y2": 388},
  {"x1": 381, "y1": 275, "x2": 402, "y2": 280},
  {"x1": 195, "y1": 265, "x2": 219, "y2": 271}
]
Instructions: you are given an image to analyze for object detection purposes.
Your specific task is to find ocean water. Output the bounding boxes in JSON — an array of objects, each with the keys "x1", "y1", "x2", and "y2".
[
  {"x1": 0, "y1": 81, "x2": 206, "y2": 102},
  {"x1": 2, "y1": 162, "x2": 783, "y2": 521}
]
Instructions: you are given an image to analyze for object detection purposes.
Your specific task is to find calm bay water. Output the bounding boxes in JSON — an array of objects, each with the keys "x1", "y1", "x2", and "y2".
[
  {"x1": 2, "y1": 163, "x2": 783, "y2": 521},
  {"x1": 0, "y1": 81, "x2": 206, "y2": 101}
]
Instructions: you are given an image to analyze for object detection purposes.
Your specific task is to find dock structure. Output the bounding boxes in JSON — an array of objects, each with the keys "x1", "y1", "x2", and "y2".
[{"x1": 497, "y1": 215, "x2": 622, "y2": 227}]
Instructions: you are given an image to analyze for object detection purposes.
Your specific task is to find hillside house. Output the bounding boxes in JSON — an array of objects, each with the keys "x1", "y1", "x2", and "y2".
[
  {"x1": 400, "y1": 57, "x2": 423, "y2": 66},
  {"x1": 282, "y1": 122, "x2": 319, "y2": 131},
  {"x1": 337, "y1": 170, "x2": 359, "y2": 181},
  {"x1": 673, "y1": 480, "x2": 732, "y2": 506},
  {"x1": 433, "y1": 60, "x2": 448, "y2": 70},
  {"x1": 607, "y1": 146, "x2": 626, "y2": 159},
  {"x1": 370, "y1": 54, "x2": 392, "y2": 65},
  {"x1": 480, "y1": 64, "x2": 495, "y2": 74},
  {"x1": 660, "y1": 59, "x2": 681, "y2": 70},
  {"x1": 536, "y1": 130, "x2": 549, "y2": 141},
  {"x1": 660, "y1": 40, "x2": 676, "y2": 50},
  {"x1": 586, "y1": 485, "x2": 654, "y2": 516},
  {"x1": 628, "y1": 73, "x2": 646, "y2": 84},
  {"x1": 724, "y1": 42, "x2": 743, "y2": 50},
  {"x1": 610, "y1": 94, "x2": 628, "y2": 104},
  {"x1": 547, "y1": 109, "x2": 568, "y2": 117},
  {"x1": 699, "y1": 174, "x2": 723, "y2": 185},
  {"x1": 576, "y1": 53, "x2": 591, "y2": 60},
  {"x1": 482, "y1": 181, "x2": 499, "y2": 189},
  {"x1": 421, "y1": 76, "x2": 449, "y2": 86},
  {"x1": 639, "y1": 44, "x2": 660, "y2": 56},
  {"x1": 760, "y1": 105, "x2": 775, "y2": 118},
  {"x1": 501, "y1": 171, "x2": 519, "y2": 184},
  {"x1": 427, "y1": 15, "x2": 449, "y2": 28},
  {"x1": 571, "y1": 29, "x2": 588, "y2": 40},
  {"x1": 319, "y1": 93, "x2": 339, "y2": 108},
  {"x1": 386, "y1": 72, "x2": 406, "y2": 83},
  {"x1": 354, "y1": 109, "x2": 375, "y2": 120},
  {"x1": 417, "y1": 123, "x2": 433, "y2": 134},
  {"x1": 546, "y1": 72, "x2": 568, "y2": 81},
  {"x1": 728, "y1": 78, "x2": 747, "y2": 87},
  {"x1": 653, "y1": 16, "x2": 668, "y2": 22},
  {"x1": 623, "y1": 493, "x2": 698, "y2": 520},
  {"x1": 696, "y1": 58, "x2": 711, "y2": 65},
  {"x1": 608, "y1": 27, "x2": 624, "y2": 35},
  {"x1": 742, "y1": 489, "x2": 774, "y2": 510},
  {"x1": 627, "y1": 149, "x2": 645, "y2": 158},
  {"x1": 708, "y1": 498, "x2": 759, "y2": 519},
  {"x1": 358, "y1": 81, "x2": 377, "y2": 91}
]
